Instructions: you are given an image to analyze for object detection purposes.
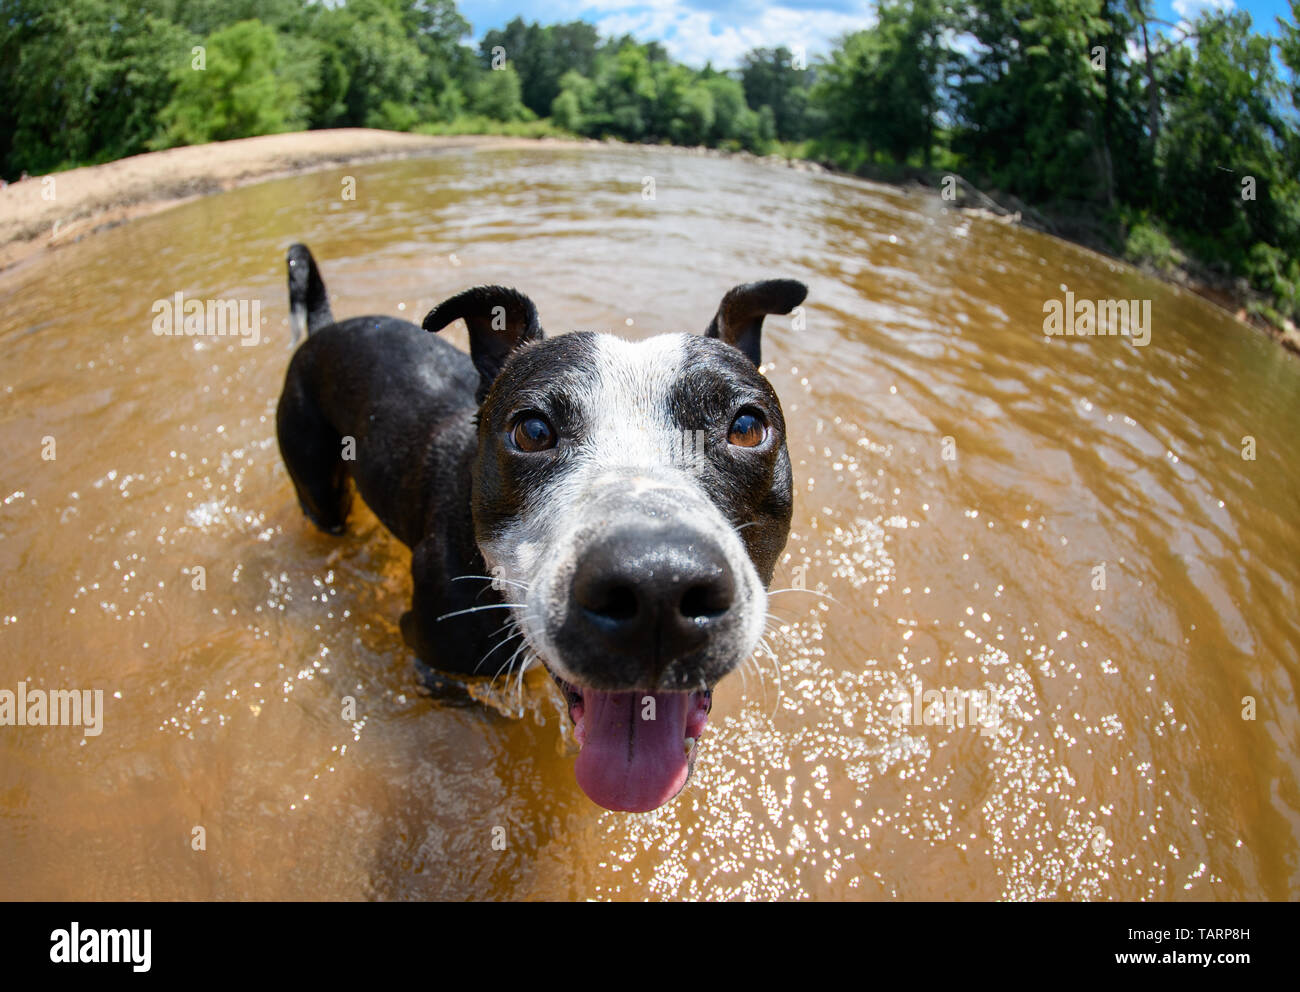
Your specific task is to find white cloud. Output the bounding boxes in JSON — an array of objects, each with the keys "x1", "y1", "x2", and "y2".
[
  {"x1": 593, "y1": 3, "x2": 874, "y2": 68},
  {"x1": 1170, "y1": 0, "x2": 1235, "y2": 20},
  {"x1": 489, "y1": 1, "x2": 870, "y2": 68}
]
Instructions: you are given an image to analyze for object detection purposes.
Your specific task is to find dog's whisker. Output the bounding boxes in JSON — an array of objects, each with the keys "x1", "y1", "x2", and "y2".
[
  {"x1": 480, "y1": 615, "x2": 522, "y2": 669},
  {"x1": 751, "y1": 635, "x2": 784, "y2": 721},
  {"x1": 450, "y1": 574, "x2": 532, "y2": 591},
  {"x1": 485, "y1": 617, "x2": 516, "y2": 642},
  {"x1": 742, "y1": 653, "x2": 770, "y2": 709},
  {"x1": 503, "y1": 640, "x2": 537, "y2": 710},
  {"x1": 489, "y1": 636, "x2": 529, "y2": 686},
  {"x1": 496, "y1": 625, "x2": 528, "y2": 673},
  {"x1": 502, "y1": 639, "x2": 525, "y2": 691},
  {"x1": 477, "y1": 626, "x2": 523, "y2": 679},
  {"x1": 436, "y1": 602, "x2": 525, "y2": 622},
  {"x1": 515, "y1": 646, "x2": 539, "y2": 708},
  {"x1": 766, "y1": 587, "x2": 841, "y2": 606},
  {"x1": 477, "y1": 639, "x2": 519, "y2": 679},
  {"x1": 476, "y1": 629, "x2": 520, "y2": 670}
]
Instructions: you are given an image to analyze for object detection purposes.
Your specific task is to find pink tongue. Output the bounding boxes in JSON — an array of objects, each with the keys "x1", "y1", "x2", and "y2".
[{"x1": 574, "y1": 690, "x2": 692, "y2": 813}]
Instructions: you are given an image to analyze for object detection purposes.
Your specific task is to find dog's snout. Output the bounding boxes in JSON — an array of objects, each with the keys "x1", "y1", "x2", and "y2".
[{"x1": 570, "y1": 527, "x2": 736, "y2": 663}]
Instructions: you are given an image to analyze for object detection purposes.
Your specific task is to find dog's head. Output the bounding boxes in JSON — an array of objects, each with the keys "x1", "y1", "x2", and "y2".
[{"x1": 423, "y1": 281, "x2": 804, "y2": 812}]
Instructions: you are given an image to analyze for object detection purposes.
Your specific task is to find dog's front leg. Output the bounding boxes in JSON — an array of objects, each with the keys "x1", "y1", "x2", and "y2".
[{"x1": 401, "y1": 536, "x2": 519, "y2": 703}]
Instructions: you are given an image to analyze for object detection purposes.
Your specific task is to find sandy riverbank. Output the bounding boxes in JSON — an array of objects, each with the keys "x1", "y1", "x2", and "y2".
[{"x1": 0, "y1": 129, "x2": 587, "y2": 271}]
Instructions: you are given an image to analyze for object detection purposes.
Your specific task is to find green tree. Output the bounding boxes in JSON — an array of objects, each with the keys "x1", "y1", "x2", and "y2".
[
  {"x1": 153, "y1": 0, "x2": 305, "y2": 35},
  {"x1": 1277, "y1": 1, "x2": 1300, "y2": 117},
  {"x1": 396, "y1": 0, "x2": 474, "y2": 121},
  {"x1": 0, "y1": 0, "x2": 196, "y2": 173},
  {"x1": 480, "y1": 17, "x2": 599, "y2": 118},
  {"x1": 740, "y1": 47, "x2": 817, "y2": 141},
  {"x1": 953, "y1": 0, "x2": 1116, "y2": 203},
  {"x1": 309, "y1": 0, "x2": 425, "y2": 128},
  {"x1": 814, "y1": 0, "x2": 949, "y2": 167},
  {"x1": 550, "y1": 78, "x2": 584, "y2": 132},
  {"x1": 701, "y1": 74, "x2": 764, "y2": 150},
  {"x1": 1157, "y1": 9, "x2": 1294, "y2": 267},
  {"x1": 547, "y1": 38, "x2": 768, "y2": 152},
  {"x1": 154, "y1": 18, "x2": 303, "y2": 146},
  {"x1": 468, "y1": 65, "x2": 530, "y2": 121},
  {"x1": 671, "y1": 82, "x2": 715, "y2": 146}
]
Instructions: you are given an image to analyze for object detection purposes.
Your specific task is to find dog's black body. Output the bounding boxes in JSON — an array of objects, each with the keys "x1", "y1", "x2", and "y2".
[
  {"x1": 280, "y1": 253, "x2": 505, "y2": 676},
  {"x1": 277, "y1": 243, "x2": 806, "y2": 811}
]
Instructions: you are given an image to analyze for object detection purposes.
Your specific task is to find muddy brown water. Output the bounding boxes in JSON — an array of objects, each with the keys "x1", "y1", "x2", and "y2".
[{"x1": 1, "y1": 145, "x2": 1297, "y2": 900}]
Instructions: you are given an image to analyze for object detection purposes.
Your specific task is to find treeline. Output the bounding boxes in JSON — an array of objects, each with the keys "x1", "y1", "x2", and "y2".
[
  {"x1": 0, "y1": 0, "x2": 1297, "y2": 323},
  {"x1": 807, "y1": 0, "x2": 1300, "y2": 325}
]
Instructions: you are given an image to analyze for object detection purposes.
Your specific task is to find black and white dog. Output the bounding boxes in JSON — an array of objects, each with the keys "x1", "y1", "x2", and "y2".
[{"x1": 277, "y1": 244, "x2": 804, "y2": 812}]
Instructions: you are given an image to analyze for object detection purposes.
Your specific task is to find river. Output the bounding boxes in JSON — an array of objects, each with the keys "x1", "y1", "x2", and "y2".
[{"x1": 1, "y1": 143, "x2": 1297, "y2": 899}]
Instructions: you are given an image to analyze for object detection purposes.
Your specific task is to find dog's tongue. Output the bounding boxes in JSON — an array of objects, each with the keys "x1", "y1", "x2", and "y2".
[{"x1": 574, "y1": 690, "x2": 692, "y2": 813}]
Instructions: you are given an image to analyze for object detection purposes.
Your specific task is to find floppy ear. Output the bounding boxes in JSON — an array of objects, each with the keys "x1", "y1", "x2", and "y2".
[
  {"x1": 705, "y1": 279, "x2": 807, "y2": 367},
  {"x1": 423, "y1": 286, "x2": 544, "y2": 403}
]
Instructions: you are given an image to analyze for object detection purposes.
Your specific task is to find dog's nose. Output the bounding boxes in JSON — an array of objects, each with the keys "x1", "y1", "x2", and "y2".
[{"x1": 571, "y1": 526, "x2": 736, "y2": 664}]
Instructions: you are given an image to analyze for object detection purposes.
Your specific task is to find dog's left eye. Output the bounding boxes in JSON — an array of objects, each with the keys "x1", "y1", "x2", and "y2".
[
  {"x1": 727, "y1": 409, "x2": 767, "y2": 447},
  {"x1": 509, "y1": 413, "x2": 556, "y2": 452}
]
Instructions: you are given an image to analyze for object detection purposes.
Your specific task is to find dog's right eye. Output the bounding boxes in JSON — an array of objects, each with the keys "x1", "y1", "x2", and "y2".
[
  {"x1": 727, "y1": 408, "x2": 768, "y2": 448},
  {"x1": 509, "y1": 413, "x2": 556, "y2": 452}
]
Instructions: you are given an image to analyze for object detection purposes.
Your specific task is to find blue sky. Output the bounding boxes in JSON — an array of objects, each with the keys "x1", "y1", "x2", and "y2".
[{"x1": 456, "y1": 0, "x2": 1297, "y2": 69}]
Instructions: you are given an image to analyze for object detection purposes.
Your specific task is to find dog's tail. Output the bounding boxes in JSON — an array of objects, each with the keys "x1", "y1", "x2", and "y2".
[{"x1": 286, "y1": 243, "x2": 334, "y2": 345}]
